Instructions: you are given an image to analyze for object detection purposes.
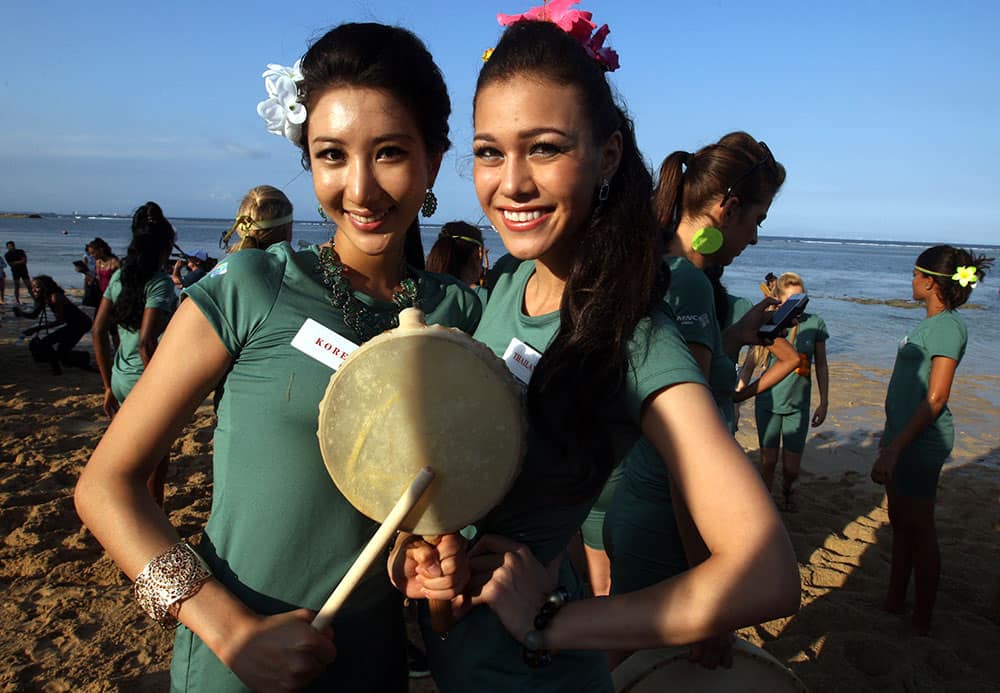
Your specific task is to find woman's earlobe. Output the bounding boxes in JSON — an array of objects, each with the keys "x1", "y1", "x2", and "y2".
[{"x1": 600, "y1": 130, "x2": 623, "y2": 180}]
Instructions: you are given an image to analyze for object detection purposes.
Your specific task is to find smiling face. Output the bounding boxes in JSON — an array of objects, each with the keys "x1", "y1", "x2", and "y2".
[
  {"x1": 473, "y1": 77, "x2": 618, "y2": 272},
  {"x1": 308, "y1": 86, "x2": 440, "y2": 265}
]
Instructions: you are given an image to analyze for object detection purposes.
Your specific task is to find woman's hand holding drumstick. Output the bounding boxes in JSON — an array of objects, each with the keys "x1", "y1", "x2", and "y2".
[
  {"x1": 390, "y1": 532, "x2": 470, "y2": 604},
  {"x1": 312, "y1": 468, "x2": 436, "y2": 631},
  {"x1": 390, "y1": 532, "x2": 471, "y2": 632}
]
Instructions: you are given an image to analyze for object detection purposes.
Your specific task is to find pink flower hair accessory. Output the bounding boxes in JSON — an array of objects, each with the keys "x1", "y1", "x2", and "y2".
[{"x1": 495, "y1": 0, "x2": 620, "y2": 71}]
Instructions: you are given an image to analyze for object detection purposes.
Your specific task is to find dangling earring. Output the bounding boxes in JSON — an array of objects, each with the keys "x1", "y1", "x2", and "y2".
[
  {"x1": 317, "y1": 205, "x2": 329, "y2": 222},
  {"x1": 691, "y1": 226, "x2": 724, "y2": 255},
  {"x1": 421, "y1": 189, "x2": 438, "y2": 218},
  {"x1": 598, "y1": 178, "x2": 610, "y2": 202},
  {"x1": 593, "y1": 178, "x2": 611, "y2": 217}
]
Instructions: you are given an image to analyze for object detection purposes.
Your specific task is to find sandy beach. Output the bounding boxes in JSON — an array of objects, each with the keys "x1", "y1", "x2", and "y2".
[{"x1": 1, "y1": 299, "x2": 997, "y2": 692}]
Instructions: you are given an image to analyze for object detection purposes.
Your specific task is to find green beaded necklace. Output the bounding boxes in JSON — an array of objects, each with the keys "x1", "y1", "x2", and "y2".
[{"x1": 316, "y1": 244, "x2": 420, "y2": 342}]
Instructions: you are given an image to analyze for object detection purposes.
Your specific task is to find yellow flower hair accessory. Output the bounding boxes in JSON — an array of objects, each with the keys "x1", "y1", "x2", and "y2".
[
  {"x1": 951, "y1": 265, "x2": 978, "y2": 288},
  {"x1": 482, "y1": 48, "x2": 494, "y2": 62}
]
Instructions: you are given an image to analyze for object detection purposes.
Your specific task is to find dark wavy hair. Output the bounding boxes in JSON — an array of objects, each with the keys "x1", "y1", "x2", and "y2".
[
  {"x1": 656, "y1": 132, "x2": 787, "y2": 328},
  {"x1": 476, "y1": 20, "x2": 662, "y2": 503},
  {"x1": 295, "y1": 23, "x2": 452, "y2": 269},
  {"x1": 89, "y1": 237, "x2": 116, "y2": 260},
  {"x1": 425, "y1": 221, "x2": 483, "y2": 280},
  {"x1": 915, "y1": 245, "x2": 993, "y2": 310},
  {"x1": 113, "y1": 202, "x2": 174, "y2": 331},
  {"x1": 30, "y1": 275, "x2": 63, "y2": 300}
]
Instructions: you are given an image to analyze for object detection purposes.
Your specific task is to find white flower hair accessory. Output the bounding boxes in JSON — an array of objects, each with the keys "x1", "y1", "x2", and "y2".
[{"x1": 257, "y1": 59, "x2": 306, "y2": 143}]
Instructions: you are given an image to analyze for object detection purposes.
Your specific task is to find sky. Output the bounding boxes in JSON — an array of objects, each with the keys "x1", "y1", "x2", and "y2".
[{"x1": 2, "y1": 0, "x2": 998, "y2": 244}]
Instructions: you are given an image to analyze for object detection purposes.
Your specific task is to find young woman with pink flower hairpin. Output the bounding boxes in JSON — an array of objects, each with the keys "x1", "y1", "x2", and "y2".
[
  {"x1": 396, "y1": 4, "x2": 799, "y2": 690},
  {"x1": 76, "y1": 23, "x2": 480, "y2": 692}
]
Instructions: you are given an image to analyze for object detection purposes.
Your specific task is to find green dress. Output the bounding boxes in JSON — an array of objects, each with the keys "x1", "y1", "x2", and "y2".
[
  {"x1": 725, "y1": 292, "x2": 754, "y2": 329},
  {"x1": 102, "y1": 269, "x2": 177, "y2": 402},
  {"x1": 605, "y1": 257, "x2": 740, "y2": 596},
  {"x1": 423, "y1": 255, "x2": 705, "y2": 692},
  {"x1": 169, "y1": 243, "x2": 481, "y2": 692},
  {"x1": 754, "y1": 313, "x2": 829, "y2": 454},
  {"x1": 664, "y1": 257, "x2": 737, "y2": 431},
  {"x1": 882, "y1": 310, "x2": 966, "y2": 499}
]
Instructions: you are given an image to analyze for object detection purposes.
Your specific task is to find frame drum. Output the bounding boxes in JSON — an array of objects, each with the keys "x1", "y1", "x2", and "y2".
[
  {"x1": 613, "y1": 639, "x2": 808, "y2": 692},
  {"x1": 317, "y1": 308, "x2": 524, "y2": 536}
]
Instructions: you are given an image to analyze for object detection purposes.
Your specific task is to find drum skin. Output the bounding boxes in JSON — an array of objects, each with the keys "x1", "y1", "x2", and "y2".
[
  {"x1": 612, "y1": 639, "x2": 808, "y2": 692},
  {"x1": 317, "y1": 308, "x2": 524, "y2": 536}
]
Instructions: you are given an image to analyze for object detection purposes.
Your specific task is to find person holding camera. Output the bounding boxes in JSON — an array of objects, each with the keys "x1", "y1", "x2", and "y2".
[
  {"x1": 171, "y1": 249, "x2": 209, "y2": 289},
  {"x1": 14, "y1": 275, "x2": 92, "y2": 374},
  {"x1": 748, "y1": 272, "x2": 829, "y2": 510}
]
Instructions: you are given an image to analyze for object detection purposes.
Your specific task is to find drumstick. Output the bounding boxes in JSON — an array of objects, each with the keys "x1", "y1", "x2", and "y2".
[
  {"x1": 423, "y1": 535, "x2": 455, "y2": 634},
  {"x1": 312, "y1": 466, "x2": 436, "y2": 631}
]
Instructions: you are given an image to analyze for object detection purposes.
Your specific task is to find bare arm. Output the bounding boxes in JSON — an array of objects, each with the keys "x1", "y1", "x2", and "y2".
[
  {"x1": 887, "y1": 356, "x2": 956, "y2": 452},
  {"x1": 735, "y1": 347, "x2": 761, "y2": 393},
  {"x1": 75, "y1": 299, "x2": 335, "y2": 687},
  {"x1": 171, "y1": 260, "x2": 185, "y2": 288},
  {"x1": 733, "y1": 337, "x2": 799, "y2": 403},
  {"x1": 721, "y1": 297, "x2": 780, "y2": 360},
  {"x1": 811, "y1": 340, "x2": 829, "y2": 427},
  {"x1": 473, "y1": 382, "x2": 800, "y2": 650},
  {"x1": 91, "y1": 297, "x2": 118, "y2": 417},
  {"x1": 872, "y1": 356, "x2": 957, "y2": 484},
  {"x1": 137, "y1": 307, "x2": 169, "y2": 366}
]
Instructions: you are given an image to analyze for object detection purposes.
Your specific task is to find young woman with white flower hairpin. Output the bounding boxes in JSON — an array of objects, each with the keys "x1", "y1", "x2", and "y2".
[
  {"x1": 75, "y1": 23, "x2": 480, "y2": 692},
  {"x1": 395, "y1": 6, "x2": 799, "y2": 691},
  {"x1": 871, "y1": 244, "x2": 991, "y2": 636}
]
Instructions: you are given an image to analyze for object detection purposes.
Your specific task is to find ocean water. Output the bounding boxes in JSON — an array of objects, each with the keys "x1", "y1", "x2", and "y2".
[{"x1": 2, "y1": 214, "x2": 998, "y2": 377}]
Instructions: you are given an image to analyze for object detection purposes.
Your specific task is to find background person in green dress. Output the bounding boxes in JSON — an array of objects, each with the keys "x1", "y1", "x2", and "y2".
[
  {"x1": 871, "y1": 245, "x2": 992, "y2": 635},
  {"x1": 220, "y1": 185, "x2": 294, "y2": 254},
  {"x1": 425, "y1": 220, "x2": 488, "y2": 290},
  {"x1": 91, "y1": 201, "x2": 178, "y2": 505},
  {"x1": 76, "y1": 23, "x2": 481, "y2": 692},
  {"x1": 750, "y1": 271, "x2": 830, "y2": 510},
  {"x1": 601, "y1": 133, "x2": 799, "y2": 669},
  {"x1": 398, "y1": 18, "x2": 799, "y2": 691}
]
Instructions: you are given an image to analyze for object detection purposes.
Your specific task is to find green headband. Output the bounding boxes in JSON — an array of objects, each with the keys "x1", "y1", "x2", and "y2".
[
  {"x1": 914, "y1": 264, "x2": 979, "y2": 288},
  {"x1": 440, "y1": 233, "x2": 483, "y2": 248}
]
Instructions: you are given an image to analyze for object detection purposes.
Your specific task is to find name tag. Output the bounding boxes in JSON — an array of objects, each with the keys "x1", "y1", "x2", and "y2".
[
  {"x1": 291, "y1": 318, "x2": 359, "y2": 371},
  {"x1": 502, "y1": 337, "x2": 542, "y2": 385}
]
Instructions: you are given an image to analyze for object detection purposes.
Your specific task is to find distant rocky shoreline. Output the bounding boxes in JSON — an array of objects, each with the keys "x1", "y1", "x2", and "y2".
[{"x1": 0, "y1": 213, "x2": 43, "y2": 219}]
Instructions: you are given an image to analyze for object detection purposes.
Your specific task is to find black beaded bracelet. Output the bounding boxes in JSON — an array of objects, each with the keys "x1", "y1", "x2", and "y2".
[{"x1": 522, "y1": 586, "x2": 570, "y2": 667}]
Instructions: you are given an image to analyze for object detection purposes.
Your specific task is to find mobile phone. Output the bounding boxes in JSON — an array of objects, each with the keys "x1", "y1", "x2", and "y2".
[{"x1": 758, "y1": 293, "x2": 808, "y2": 339}]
